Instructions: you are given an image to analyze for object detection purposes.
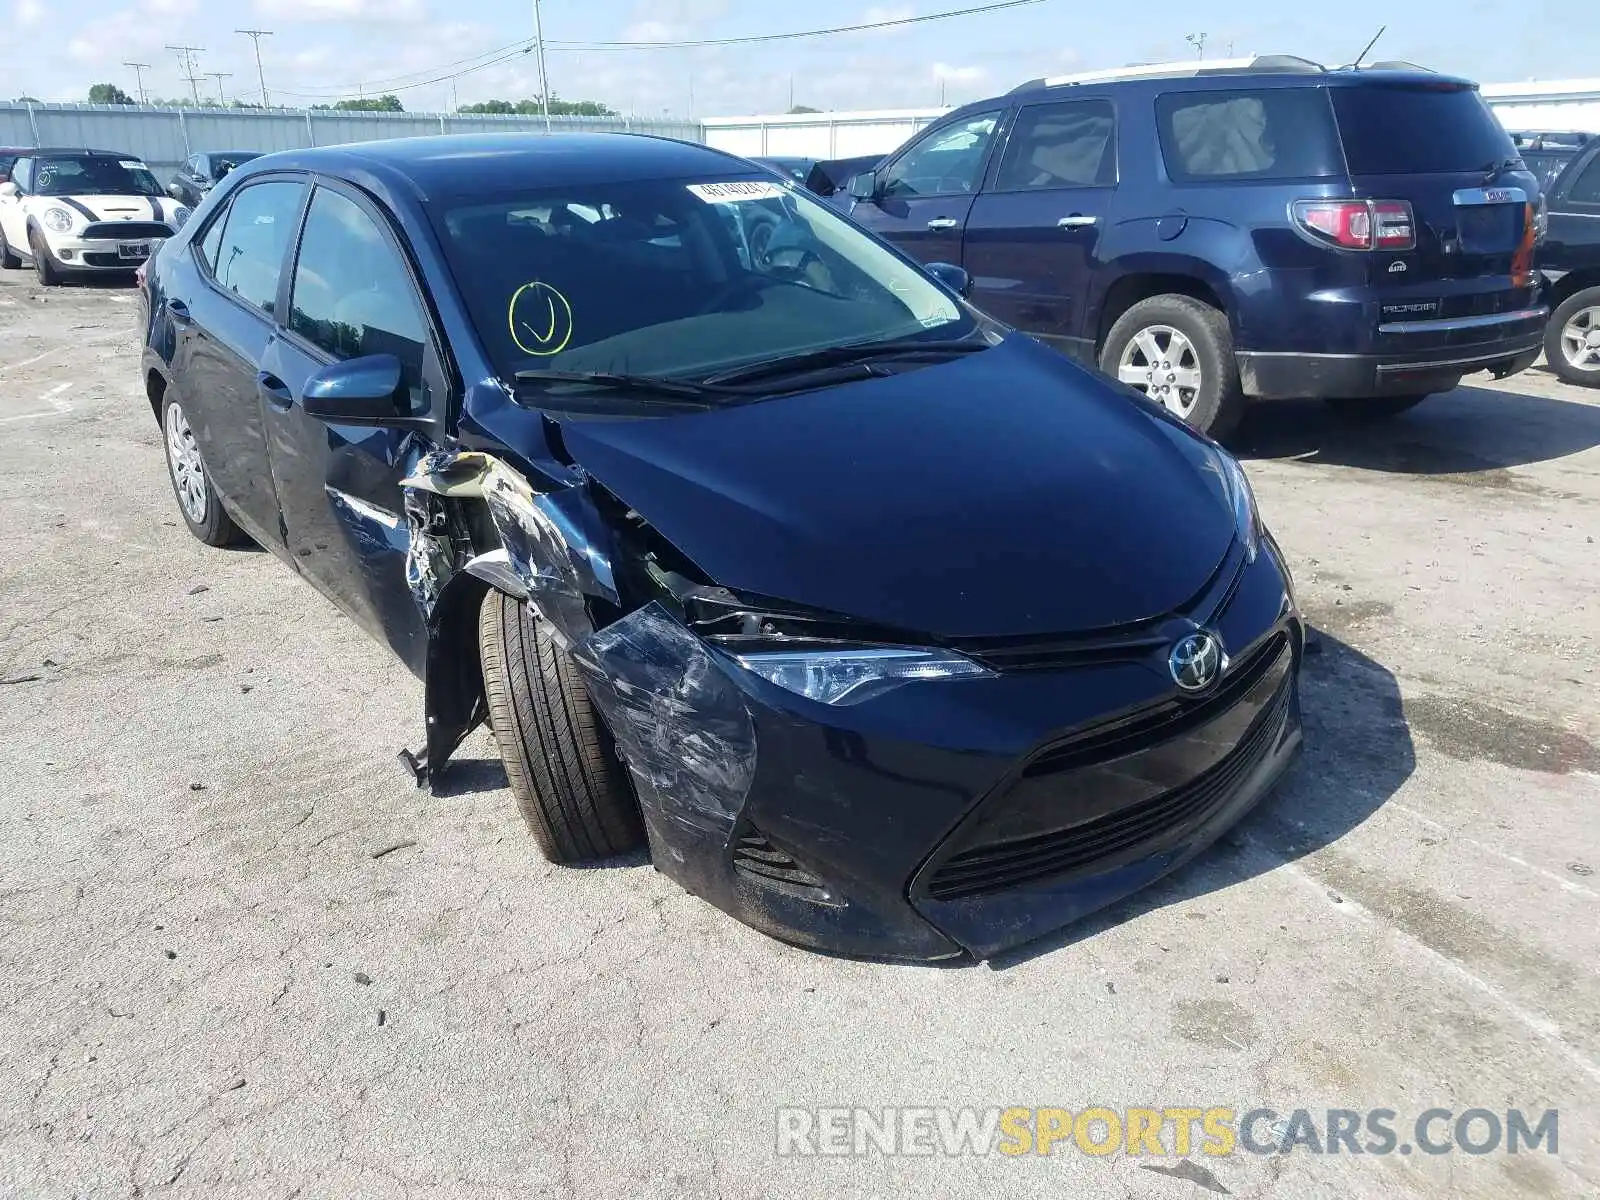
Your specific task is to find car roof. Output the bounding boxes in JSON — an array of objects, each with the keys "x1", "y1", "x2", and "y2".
[
  {"x1": 1002, "y1": 56, "x2": 1475, "y2": 102},
  {"x1": 23, "y1": 147, "x2": 138, "y2": 158},
  {"x1": 238, "y1": 133, "x2": 760, "y2": 203}
]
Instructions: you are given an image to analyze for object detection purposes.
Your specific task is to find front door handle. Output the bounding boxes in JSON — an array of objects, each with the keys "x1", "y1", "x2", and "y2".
[
  {"x1": 926, "y1": 217, "x2": 960, "y2": 231},
  {"x1": 166, "y1": 299, "x2": 192, "y2": 325},
  {"x1": 256, "y1": 371, "x2": 293, "y2": 411},
  {"x1": 1057, "y1": 215, "x2": 1099, "y2": 229}
]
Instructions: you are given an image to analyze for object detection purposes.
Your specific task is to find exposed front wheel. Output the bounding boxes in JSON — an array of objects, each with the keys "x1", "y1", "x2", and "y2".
[
  {"x1": 1322, "y1": 394, "x2": 1434, "y2": 420},
  {"x1": 477, "y1": 589, "x2": 644, "y2": 864},
  {"x1": 29, "y1": 231, "x2": 62, "y2": 286},
  {"x1": 1101, "y1": 294, "x2": 1244, "y2": 438},
  {"x1": 0, "y1": 227, "x2": 19, "y2": 270},
  {"x1": 162, "y1": 396, "x2": 244, "y2": 546},
  {"x1": 1545, "y1": 287, "x2": 1600, "y2": 387}
]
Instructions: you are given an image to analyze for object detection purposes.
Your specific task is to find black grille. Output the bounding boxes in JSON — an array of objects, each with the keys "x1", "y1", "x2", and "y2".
[
  {"x1": 80, "y1": 252, "x2": 142, "y2": 267},
  {"x1": 732, "y1": 829, "x2": 830, "y2": 900},
  {"x1": 79, "y1": 221, "x2": 171, "y2": 241},
  {"x1": 1025, "y1": 632, "x2": 1287, "y2": 777},
  {"x1": 926, "y1": 672, "x2": 1292, "y2": 901}
]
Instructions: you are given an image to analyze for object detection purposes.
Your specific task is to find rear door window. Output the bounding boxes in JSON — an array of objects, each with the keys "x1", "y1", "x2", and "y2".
[
  {"x1": 1563, "y1": 153, "x2": 1600, "y2": 207},
  {"x1": 993, "y1": 99, "x2": 1116, "y2": 190},
  {"x1": 209, "y1": 179, "x2": 306, "y2": 315},
  {"x1": 1157, "y1": 88, "x2": 1343, "y2": 181},
  {"x1": 1330, "y1": 85, "x2": 1514, "y2": 175}
]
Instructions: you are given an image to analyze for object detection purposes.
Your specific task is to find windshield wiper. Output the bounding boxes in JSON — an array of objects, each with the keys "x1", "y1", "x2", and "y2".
[
  {"x1": 702, "y1": 336, "x2": 988, "y2": 387},
  {"x1": 513, "y1": 369, "x2": 752, "y2": 408}
]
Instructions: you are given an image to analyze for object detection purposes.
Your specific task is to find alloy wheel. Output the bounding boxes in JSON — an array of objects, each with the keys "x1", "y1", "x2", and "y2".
[
  {"x1": 1116, "y1": 324, "x2": 1203, "y2": 418},
  {"x1": 164, "y1": 401, "x2": 209, "y2": 524},
  {"x1": 1558, "y1": 305, "x2": 1600, "y2": 373}
]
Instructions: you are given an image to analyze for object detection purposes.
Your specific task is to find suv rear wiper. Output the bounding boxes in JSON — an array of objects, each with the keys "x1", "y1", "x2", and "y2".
[
  {"x1": 513, "y1": 369, "x2": 742, "y2": 407},
  {"x1": 702, "y1": 337, "x2": 989, "y2": 387}
]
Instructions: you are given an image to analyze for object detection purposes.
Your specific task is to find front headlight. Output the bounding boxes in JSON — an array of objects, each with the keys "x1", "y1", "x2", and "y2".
[
  {"x1": 42, "y1": 207, "x2": 73, "y2": 233},
  {"x1": 731, "y1": 647, "x2": 993, "y2": 706},
  {"x1": 1215, "y1": 449, "x2": 1261, "y2": 562}
]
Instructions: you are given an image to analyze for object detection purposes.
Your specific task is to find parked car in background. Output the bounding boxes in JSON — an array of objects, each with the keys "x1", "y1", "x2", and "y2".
[
  {"x1": 138, "y1": 133, "x2": 1302, "y2": 961},
  {"x1": 1532, "y1": 135, "x2": 1600, "y2": 385},
  {"x1": 167, "y1": 152, "x2": 264, "y2": 208},
  {"x1": 838, "y1": 57, "x2": 1546, "y2": 436},
  {"x1": 1509, "y1": 131, "x2": 1593, "y2": 193},
  {"x1": 0, "y1": 149, "x2": 190, "y2": 284},
  {"x1": 751, "y1": 155, "x2": 814, "y2": 184},
  {"x1": 804, "y1": 154, "x2": 883, "y2": 198}
]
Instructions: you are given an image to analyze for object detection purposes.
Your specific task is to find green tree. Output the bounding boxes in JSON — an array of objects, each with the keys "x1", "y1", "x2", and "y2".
[
  {"x1": 459, "y1": 99, "x2": 517, "y2": 114},
  {"x1": 788, "y1": 105, "x2": 821, "y2": 114},
  {"x1": 457, "y1": 95, "x2": 616, "y2": 117},
  {"x1": 324, "y1": 94, "x2": 404, "y2": 112},
  {"x1": 88, "y1": 83, "x2": 136, "y2": 105}
]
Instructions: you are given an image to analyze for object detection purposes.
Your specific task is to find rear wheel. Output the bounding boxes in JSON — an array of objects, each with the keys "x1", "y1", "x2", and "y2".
[
  {"x1": 478, "y1": 589, "x2": 644, "y2": 864},
  {"x1": 162, "y1": 396, "x2": 244, "y2": 546},
  {"x1": 0, "y1": 226, "x2": 19, "y2": 270},
  {"x1": 1545, "y1": 286, "x2": 1600, "y2": 387},
  {"x1": 1101, "y1": 294, "x2": 1244, "y2": 438},
  {"x1": 29, "y1": 230, "x2": 61, "y2": 286},
  {"x1": 1322, "y1": 394, "x2": 1434, "y2": 420}
]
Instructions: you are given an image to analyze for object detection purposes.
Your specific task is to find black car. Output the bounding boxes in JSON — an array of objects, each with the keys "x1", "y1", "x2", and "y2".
[
  {"x1": 837, "y1": 57, "x2": 1545, "y2": 436},
  {"x1": 751, "y1": 155, "x2": 814, "y2": 184},
  {"x1": 1509, "y1": 131, "x2": 1593, "y2": 193},
  {"x1": 138, "y1": 133, "x2": 1303, "y2": 962},
  {"x1": 1530, "y1": 135, "x2": 1600, "y2": 385},
  {"x1": 167, "y1": 152, "x2": 263, "y2": 207}
]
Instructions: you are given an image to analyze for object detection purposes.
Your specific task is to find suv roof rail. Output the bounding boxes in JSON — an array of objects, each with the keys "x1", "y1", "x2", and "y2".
[
  {"x1": 1361, "y1": 59, "x2": 1436, "y2": 72},
  {"x1": 1027, "y1": 54, "x2": 1330, "y2": 91}
]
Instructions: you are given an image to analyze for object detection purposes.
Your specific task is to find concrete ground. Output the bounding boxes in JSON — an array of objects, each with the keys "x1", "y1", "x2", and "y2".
[{"x1": 0, "y1": 267, "x2": 1596, "y2": 1200}]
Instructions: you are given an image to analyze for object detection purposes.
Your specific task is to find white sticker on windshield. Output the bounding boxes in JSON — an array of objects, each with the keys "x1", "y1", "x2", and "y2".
[
  {"x1": 119, "y1": 160, "x2": 145, "y2": 170},
  {"x1": 687, "y1": 181, "x2": 785, "y2": 202}
]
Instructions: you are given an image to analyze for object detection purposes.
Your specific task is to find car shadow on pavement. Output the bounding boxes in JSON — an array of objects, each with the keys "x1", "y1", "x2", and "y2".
[
  {"x1": 988, "y1": 626, "x2": 1413, "y2": 969},
  {"x1": 1227, "y1": 383, "x2": 1600, "y2": 473}
]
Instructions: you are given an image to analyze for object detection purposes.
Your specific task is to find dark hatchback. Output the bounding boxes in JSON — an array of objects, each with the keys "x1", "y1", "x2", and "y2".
[
  {"x1": 139, "y1": 133, "x2": 1304, "y2": 961},
  {"x1": 838, "y1": 59, "x2": 1546, "y2": 435},
  {"x1": 167, "y1": 151, "x2": 263, "y2": 207}
]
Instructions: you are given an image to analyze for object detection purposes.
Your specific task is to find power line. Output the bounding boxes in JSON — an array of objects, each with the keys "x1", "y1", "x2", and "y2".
[
  {"x1": 271, "y1": 0, "x2": 1047, "y2": 99},
  {"x1": 208, "y1": 72, "x2": 232, "y2": 105},
  {"x1": 122, "y1": 61, "x2": 151, "y2": 105},
  {"x1": 237, "y1": 29, "x2": 273, "y2": 107},
  {"x1": 166, "y1": 44, "x2": 205, "y2": 105}
]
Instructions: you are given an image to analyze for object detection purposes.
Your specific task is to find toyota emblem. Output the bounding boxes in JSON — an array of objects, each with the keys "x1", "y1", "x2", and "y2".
[{"x1": 1169, "y1": 631, "x2": 1226, "y2": 692}]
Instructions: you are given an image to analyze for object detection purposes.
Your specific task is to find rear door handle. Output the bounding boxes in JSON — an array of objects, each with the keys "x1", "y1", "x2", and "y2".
[
  {"x1": 926, "y1": 217, "x2": 960, "y2": 231},
  {"x1": 1057, "y1": 215, "x2": 1099, "y2": 229},
  {"x1": 256, "y1": 371, "x2": 293, "y2": 411}
]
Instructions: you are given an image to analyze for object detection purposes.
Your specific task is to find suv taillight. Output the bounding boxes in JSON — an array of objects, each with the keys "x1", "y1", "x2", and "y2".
[{"x1": 1292, "y1": 199, "x2": 1416, "y2": 251}]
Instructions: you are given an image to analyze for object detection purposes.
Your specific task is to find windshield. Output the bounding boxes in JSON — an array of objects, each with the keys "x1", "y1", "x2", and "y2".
[
  {"x1": 1330, "y1": 84, "x2": 1515, "y2": 175},
  {"x1": 1521, "y1": 151, "x2": 1574, "y2": 192},
  {"x1": 430, "y1": 173, "x2": 972, "y2": 388},
  {"x1": 33, "y1": 155, "x2": 164, "y2": 197}
]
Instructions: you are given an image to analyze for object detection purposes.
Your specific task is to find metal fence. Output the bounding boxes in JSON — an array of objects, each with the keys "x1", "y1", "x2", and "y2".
[
  {"x1": 0, "y1": 103, "x2": 704, "y2": 182},
  {"x1": 701, "y1": 109, "x2": 948, "y2": 160}
]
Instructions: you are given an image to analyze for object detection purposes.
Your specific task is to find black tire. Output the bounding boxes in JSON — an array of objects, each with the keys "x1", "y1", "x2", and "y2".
[
  {"x1": 478, "y1": 589, "x2": 644, "y2": 863},
  {"x1": 161, "y1": 394, "x2": 244, "y2": 547},
  {"x1": 1322, "y1": 394, "x2": 1435, "y2": 420},
  {"x1": 0, "y1": 226, "x2": 19, "y2": 270},
  {"x1": 1100, "y1": 294, "x2": 1245, "y2": 439},
  {"x1": 1544, "y1": 286, "x2": 1600, "y2": 388},
  {"x1": 29, "y1": 229, "x2": 62, "y2": 286}
]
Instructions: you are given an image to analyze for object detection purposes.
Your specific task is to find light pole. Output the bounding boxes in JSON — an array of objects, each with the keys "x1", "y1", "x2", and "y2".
[
  {"x1": 532, "y1": 0, "x2": 552, "y2": 131},
  {"x1": 1185, "y1": 32, "x2": 1206, "y2": 60},
  {"x1": 123, "y1": 61, "x2": 150, "y2": 104},
  {"x1": 209, "y1": 72, "x2": 231, "y2": 106},
  {"x1": 237, "y1": 29, "x2": 273, "y2": 106}
]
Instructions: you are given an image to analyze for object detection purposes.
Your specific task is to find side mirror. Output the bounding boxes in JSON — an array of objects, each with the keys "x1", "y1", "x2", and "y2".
[
  {"x1": 300, "y1": 354, "x2": 409, "y2": 425},
  {"x1": 925, "y1": 261, "x2": 974, "y2": 300},
  {"x1": 0, "y1": 181, "x2": 18, "y2": 198},
  {"x1": 848, "y1": 171, "x2": 878, "y2": 201}
]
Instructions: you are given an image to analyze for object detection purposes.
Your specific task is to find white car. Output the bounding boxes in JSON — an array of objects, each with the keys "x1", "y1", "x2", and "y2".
[{"x1": 0, "y1": 149, "x2": 190, "y2": 285}]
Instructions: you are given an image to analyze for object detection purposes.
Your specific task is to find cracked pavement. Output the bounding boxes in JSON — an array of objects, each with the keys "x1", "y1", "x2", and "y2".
[{"x1": 1, "y1": 270, "x2": 1597, "y2": 1198}]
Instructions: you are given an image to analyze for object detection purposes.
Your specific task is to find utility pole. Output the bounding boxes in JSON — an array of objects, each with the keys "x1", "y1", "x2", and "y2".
[
  {"x1": 1185, "y1": 32, "x2": 1206, "y2": 60},
  {"x1": 209, "y1": 72, "x2": 232, "y2": 106},
  {"x1": 166, "y1": 44, "x2": 205, "y2": 105},
  {"x1": 236, "y1": 29, "x2": 273, "y2": 106},
  {"x1": 532, "y1": 0, "x2": 551, "y2": 131},
  {"x1": 123, "y1": 61, "x2": 151, "y2": 104}
]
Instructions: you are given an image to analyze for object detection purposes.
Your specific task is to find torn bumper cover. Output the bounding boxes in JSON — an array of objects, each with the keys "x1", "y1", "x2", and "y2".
[{"x1": 400, "y1": 449, "x2": 1305, "y2": 962}]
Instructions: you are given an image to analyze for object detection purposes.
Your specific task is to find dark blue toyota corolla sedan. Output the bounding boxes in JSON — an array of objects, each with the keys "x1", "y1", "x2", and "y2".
[{"x1": 138, "y1": 132, "x2": 1304, "y2": 961}]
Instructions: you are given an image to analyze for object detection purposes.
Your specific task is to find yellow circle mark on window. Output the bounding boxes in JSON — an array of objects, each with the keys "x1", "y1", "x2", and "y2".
[{"x1": 508, "y1": 280, "x2": 574, "y2": 357}]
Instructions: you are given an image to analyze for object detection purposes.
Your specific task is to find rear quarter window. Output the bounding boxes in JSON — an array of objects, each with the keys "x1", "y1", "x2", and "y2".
[
  {"x1": 1330, "y1": 84, "x2": 1514, "y2": 175},
  {"x1": 1156, "y1": 87, "x2": 1343, "y2": 182}
]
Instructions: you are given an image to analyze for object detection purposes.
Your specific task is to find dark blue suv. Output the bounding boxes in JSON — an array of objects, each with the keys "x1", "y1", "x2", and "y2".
[{"x1": 840, "y1": 57, "x2": 1546, "y2": 435}]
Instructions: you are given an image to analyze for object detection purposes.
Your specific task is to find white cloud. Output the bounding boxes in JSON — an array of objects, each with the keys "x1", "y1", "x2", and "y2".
[
  {"x1": 931, "y1": 62, "x2": 986, "y2": 85},
  {"x1": 856, "y1": 5, "x2": 916, "y2": 35},
  {"x1": 16, "y1": 0, "x2": 43, "y2": 26},
  {"x1": 253, "y1": 0, "x2": 425, "y2": 22},
  {"x1": 622, "y1": 19, "x2": 682, "y2": 44}
]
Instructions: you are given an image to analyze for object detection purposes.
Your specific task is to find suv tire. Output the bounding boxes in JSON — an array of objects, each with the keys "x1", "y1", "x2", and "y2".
[
  {"x1": 1545, "y1": 286, "x2": 1600, "y2": 387},
  {"x1": 0, "y1": 227, "x2": 19, "y2": 270},
  {"x1": 1101, "y1": 294, "x2": 1244, "y2": 438},
  {"x1": 1322, "y1": 395, "x2": 1434, "y2": 420},
  {"x1": 478, "y1": 588, "x2": 644, "y2": 864}
]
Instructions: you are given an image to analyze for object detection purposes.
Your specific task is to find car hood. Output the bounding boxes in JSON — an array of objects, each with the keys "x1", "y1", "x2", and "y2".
[
  {"x1": 556, "y1": 337, "x2": 1240, "y2": 639},
  {"x1": 33, "y1": 194, "x2": 179, "y2": 224}
]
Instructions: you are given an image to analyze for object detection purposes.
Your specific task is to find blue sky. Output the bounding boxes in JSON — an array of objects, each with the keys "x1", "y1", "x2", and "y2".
[{"x1": 11, "y1": 0, "x2": 1582, "y2": 116}]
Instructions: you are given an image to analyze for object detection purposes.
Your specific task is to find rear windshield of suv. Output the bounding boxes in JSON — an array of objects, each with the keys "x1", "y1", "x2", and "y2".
[
  {"x1": 1330, "y1": 84, "x2": 1514, "y2": 175},
  {"x1": 1156, "y1": 88, "x2": 1343, "y2": 181}
]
